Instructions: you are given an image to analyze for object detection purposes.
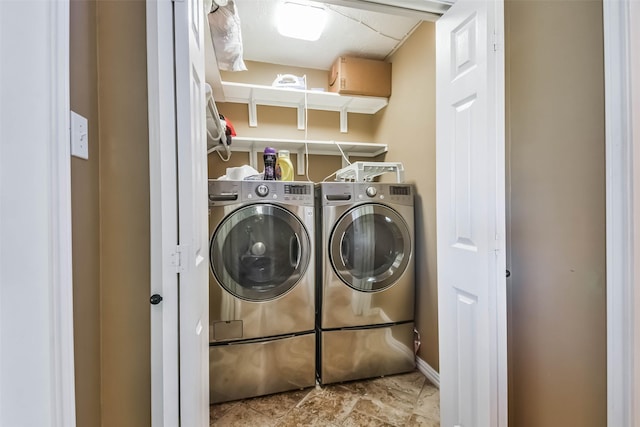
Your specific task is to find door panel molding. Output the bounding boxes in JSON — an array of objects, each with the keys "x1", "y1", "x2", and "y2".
[{"x1": 603, "y1": 0, "x2": 637, "y2": 425}]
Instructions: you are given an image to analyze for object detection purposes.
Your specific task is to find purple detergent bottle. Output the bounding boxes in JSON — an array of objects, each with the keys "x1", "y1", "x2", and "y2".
[{"x1": 263, "y1": 147, "x2": 277, "y2": 180}]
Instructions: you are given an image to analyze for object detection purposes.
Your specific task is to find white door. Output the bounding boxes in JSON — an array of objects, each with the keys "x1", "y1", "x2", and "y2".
[
  {"x1": 175, "y1": 0, "x2": 210, "y2": 425},
  {"x1": 149, "y1": 1, "x2": 179, "y2": 425},
  {"x1": 436, "y1": 0, "x2": 507, "y2": 425},
  {"x1": 149, "y1": 0, "x2": 209, "y2": 425}
]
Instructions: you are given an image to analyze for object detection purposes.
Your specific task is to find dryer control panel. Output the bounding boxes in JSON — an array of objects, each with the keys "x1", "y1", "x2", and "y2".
[
  {"x1": 317, "y1": 182, "x2": 414, "y2": 207},
  {"x1": 354, "y1": 183, "x2": 413, "y2": 206}
]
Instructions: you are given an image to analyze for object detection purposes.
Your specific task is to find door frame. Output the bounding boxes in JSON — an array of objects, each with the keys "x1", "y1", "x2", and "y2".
[
  {"x1": 147, "y1": 0, "x2": 180, "y2": 426},
  {"x1": 1, "y1": 1, "x2": 76, "y2": 426},
  {"x1": 144, "y1": 1, "x2": 639, "y2": 426},
  {"x1": 603, "y1": 0, "x2": 639, "y2": 425}
]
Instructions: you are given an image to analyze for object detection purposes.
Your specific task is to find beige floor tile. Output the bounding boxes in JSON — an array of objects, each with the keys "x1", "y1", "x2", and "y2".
[
  {"x1": 275, "y1": 385, "x2": 358, "y2": 426},
  {"x1": 413, "y1": 384, "x2": 440, "y2": 420},
  {"x1": 370, "y1": 370, "x2": 426, "y2": 398},
  {"x1": 350, "y1": 397, "x2": 411, "y2": 426},
  {"x1": 211, "y1": 404, "x2": 276, "y2": 427},
  {"x1": 210, "y1": 370, "x2": 440, "y2": 427},
  {"x1": 341, "y1": 410, "x2": 396, "y2": 427},
  {"x1": 406, "y1": 413, "x2": 440, "y2": 427},
  {"x1": 340, "y1": 378, "x2": 418, "y2": 414},
  {"x1": 210, "y1": 401, "x2": 239, "y2": 422},
  {"x1": 241, "y1": 388, "x2": 311, "y2": 419}
]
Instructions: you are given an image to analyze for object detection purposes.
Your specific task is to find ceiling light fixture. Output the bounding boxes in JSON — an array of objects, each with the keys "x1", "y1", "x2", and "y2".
[{"x1": 276, "y1": 1, "x2": 327, "y2": 42}]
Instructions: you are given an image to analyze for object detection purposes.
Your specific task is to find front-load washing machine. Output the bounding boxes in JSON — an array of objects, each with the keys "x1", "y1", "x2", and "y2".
[
  {"x1": 316, "y1": 182, "x2": 416, "y2": 385},
  {"x1": 208, "y1": 180, "x2": 315, "y2": 403}
]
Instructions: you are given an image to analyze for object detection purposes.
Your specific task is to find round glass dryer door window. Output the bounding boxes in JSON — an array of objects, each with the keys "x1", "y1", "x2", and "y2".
[
  {"x1": 330, "y1": 204, "x2": 411, "y2": 292},
  {"x1": 210, "y1": 204, "x2": 310, "y2": 301}
]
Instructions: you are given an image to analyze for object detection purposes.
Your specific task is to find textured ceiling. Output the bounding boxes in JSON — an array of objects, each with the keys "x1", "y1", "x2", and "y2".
[{"x1": 234, "y1": 0, "x2": 424, "y2": 70}]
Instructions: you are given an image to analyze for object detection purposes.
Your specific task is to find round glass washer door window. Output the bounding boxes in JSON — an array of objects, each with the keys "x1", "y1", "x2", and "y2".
[
  {"x1": 330, "y1": 203, "x2": 411, "y2": 292},
  {"x1": 210, "y1": 204, "x2": 310, "y2": 301}
]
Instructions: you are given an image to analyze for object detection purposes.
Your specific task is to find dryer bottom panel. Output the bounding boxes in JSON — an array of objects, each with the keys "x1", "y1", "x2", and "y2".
[
  {"x1": 210, "y1": 332, "x2": 316, "y2": 404},
  {"x1": 319, "y1": 323, "x2": 415, "y2": 385}
]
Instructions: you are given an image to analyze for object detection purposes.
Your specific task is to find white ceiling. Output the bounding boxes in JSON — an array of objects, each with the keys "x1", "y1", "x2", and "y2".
[{"x1": 232, "y1": 0, "x2": 448, "y2": 71}]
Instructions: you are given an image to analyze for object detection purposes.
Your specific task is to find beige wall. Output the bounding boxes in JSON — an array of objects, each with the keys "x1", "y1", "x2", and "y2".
[
  {"x1": 97, "y1": 1, "x2": 151, "y2": 426},
  {"x1": 217, "y1": 103, "x2": 377, "y2": 142},
  {"x1": 373, "y1": 22, "x2": 438, "y2": 369},
  {"x1": 70, "y1": 1, "x2": 101, "y2": 426},
  {"x1": 221, "y1": 60, "x2": 329, "y2": 89},
  {"x1": 506, "y1": 0, "x2": 606, "y2": 425}
]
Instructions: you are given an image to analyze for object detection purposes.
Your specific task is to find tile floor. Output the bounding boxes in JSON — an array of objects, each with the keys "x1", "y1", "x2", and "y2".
[{"x1": 210, "y1": 370, "x2": 440, "y2": 426}]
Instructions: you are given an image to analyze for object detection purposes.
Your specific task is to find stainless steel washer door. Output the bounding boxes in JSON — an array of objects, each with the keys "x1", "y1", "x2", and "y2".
[
  {"x1": 330, "y1": 204, "x2": 411, "y2": 292},
  {"x1": 211, "y1": 204, "x2": 310, "y2": 301}
]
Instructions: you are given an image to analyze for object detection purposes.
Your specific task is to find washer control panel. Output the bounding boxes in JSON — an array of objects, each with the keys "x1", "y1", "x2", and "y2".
[
  {"x1": 246, "y1": 181, "x2": 314, "y2": 206},
  {"x1": 208, "y1": 180, "x2": 313, "y2": 207}
]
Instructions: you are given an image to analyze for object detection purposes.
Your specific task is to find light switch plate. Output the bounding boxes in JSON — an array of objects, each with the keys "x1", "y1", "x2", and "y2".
[{"x1": 70, "y1": 111, "x2": 89, "y2": 159}]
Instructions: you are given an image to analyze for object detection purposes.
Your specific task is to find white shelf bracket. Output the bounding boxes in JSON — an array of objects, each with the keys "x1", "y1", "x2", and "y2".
[
  {"x1": 340, "y1": 107, "x2": 348, "y2": 133},
  {"x1": 297, "y1": 103, "x2": 305, "y2": 130},
  {"x1": 297, "y1": 148, "x2": 306, "y2": 175},
  {"x1": 248, "y1": 89, "x2": 257, "y2": 127}
]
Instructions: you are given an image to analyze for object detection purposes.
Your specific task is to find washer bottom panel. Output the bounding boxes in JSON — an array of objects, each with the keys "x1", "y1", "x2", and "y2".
[
  {"x1": 320, "y1": 323, "x2": 415, "y2": 385},
  {"x1": 210, "y1": 332, "x2": 316, "y2": 404}
]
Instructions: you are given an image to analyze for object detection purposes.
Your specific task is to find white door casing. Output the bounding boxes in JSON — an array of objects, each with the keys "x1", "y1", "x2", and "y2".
[
  {"x1": 148, "y1": 0, "x2": 180, "y2": 425},
  {"x1": 0, "y1": 1, "x2": 76, "y2": 426},
  {"x1": 175, "y1": 0, "x2": 210, "y2": 425},
  {"x1": 436, "y1": 0, "x2": 507, "y2": 425},
  {"x1": 603, "y1": 0, "x2": 639, "y2": 424}
]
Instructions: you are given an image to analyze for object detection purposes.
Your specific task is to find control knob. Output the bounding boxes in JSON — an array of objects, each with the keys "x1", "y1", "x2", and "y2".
[
  {"x1": 365, "y1": 186, "x2": 377, "y2": 198},
  {"x1": 255, "y1": 184, "x2": 269, "y2": 197}
]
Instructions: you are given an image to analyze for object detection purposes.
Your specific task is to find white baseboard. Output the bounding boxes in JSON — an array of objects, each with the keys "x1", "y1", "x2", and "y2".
[{"x1": 416, "y1": 357, "x2": 440, "y2": 389}]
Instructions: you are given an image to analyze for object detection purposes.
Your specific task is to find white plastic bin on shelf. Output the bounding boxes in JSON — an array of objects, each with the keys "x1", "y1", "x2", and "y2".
[{"x1": 335, "y1": 161, "x2": 405, "y2": 183}]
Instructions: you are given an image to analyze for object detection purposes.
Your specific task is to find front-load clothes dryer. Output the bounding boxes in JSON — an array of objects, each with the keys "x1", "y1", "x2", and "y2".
[
  {"x1": 208, "y1": 180, "x2": 316, "y2": 403},
  {"x1": 316, "y1": 182, "x2": 416, "y2": 385}
]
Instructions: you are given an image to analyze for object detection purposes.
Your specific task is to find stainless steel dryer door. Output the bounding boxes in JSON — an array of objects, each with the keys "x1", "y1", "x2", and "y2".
[
  {"x1": 330, "y1": 204, "x2": 412, "y2": 292},
  {"x1": 211, "y1": 204, "x2": 310, "y2": 301}
]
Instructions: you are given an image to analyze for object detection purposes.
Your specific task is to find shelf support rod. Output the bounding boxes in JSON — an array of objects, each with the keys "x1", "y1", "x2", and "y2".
[
  {"x1": 340, "y1": 107, "x2": 348, "y2": 133},
  {"x1": 248, "y1": 89, "x2": 257, "y2": 127},
  {"x1": 297, "y1": 148, "x2": 306, "y2": 176},
  {"x1": 297, "y1": 103, "x2": 305, "y2": 130},
  {"x1": 250, "y1": 145, "x2": 258, "y2": 169}
]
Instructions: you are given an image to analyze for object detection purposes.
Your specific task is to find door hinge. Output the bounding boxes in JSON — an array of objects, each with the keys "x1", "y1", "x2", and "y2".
[
  {"x1": 492, "y1": 32, "x2": 503, "y2": 52},
  {"x1": 170, "y1": 245, "x2": 186, "y2": 273}
]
